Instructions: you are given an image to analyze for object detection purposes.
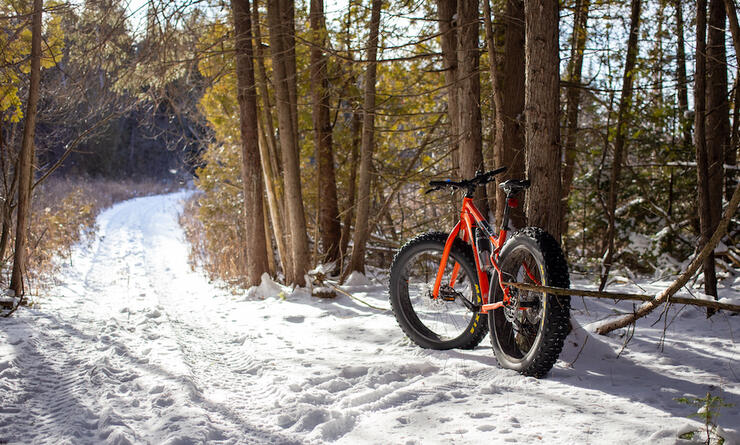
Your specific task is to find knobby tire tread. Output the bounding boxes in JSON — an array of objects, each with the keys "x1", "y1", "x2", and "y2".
[{"x1": 490, "y1": 227, "x2": 570, "y2": 378}]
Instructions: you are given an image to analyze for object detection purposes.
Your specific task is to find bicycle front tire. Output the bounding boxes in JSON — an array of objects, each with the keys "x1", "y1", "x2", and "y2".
[{"x1": 389, "y1": 232, "x2": 488, "y2": 350}]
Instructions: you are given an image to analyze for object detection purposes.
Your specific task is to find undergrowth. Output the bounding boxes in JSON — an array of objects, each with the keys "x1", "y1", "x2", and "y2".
[{"x1": 179, "y1": 190, "x2": 251, "y2": 287}]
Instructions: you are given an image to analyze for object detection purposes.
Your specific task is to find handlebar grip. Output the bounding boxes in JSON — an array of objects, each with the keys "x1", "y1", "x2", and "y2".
[
  {"x1": 429, "y1": 180, "x2": 452, "y2": 187},
  {"x1": 488, "y1": 166, "x2": 507, "y2": 177}
]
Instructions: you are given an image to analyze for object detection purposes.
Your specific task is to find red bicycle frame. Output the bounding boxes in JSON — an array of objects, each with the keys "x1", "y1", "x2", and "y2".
[{"x1": 430, "y1": 196, "x2": 515, "y2": 313}]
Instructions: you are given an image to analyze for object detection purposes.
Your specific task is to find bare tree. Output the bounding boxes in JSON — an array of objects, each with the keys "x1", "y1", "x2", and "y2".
[
  {"x1": 309, "y1": 0, "x2": 341, "y2": 265},
  {"x1": 456, "y1": 0, "x2": 487, "y2": 214},
  {"x1": 437, "y1": 0, "x2": 460, "y2": 172},
  {"x1": 561, "y1": 0, "x2": 590, "y2": 235},
  {"x1": 488, "y1": 0, "x2": 526, "y2": 229},
  {"x1": 10, "y1": 0, "x2": 42, "y2": 296},
  {"x1": 524, "y1": 0, "x2": 561, "y2": 239},
  {"x1": 231, "y1": 0, "x2": 270, "y2": 286},
  {"x1": 599, "y1": 0, "x2": 642, "y2": 290},
  {"x1": 267, "y1": 0, "x2": 311, "y2": 285},
  {"x1": 346, "y1": 0, "x2": 381, "y2": 275}
]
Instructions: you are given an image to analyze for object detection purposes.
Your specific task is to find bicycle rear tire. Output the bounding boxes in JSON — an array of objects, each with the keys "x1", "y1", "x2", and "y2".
[{"x1": 488, "y1": 227, "x2": 570, "y2": 377}]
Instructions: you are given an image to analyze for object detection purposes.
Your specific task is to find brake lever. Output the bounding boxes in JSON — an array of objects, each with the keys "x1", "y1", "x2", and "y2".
[{"x1": 424, "y1": 186, "x2": 442, "y2": 195}]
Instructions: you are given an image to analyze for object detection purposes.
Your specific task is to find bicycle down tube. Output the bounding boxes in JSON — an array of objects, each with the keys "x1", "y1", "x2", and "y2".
[{"x1": 431, "y1": 196, "x2": 514, "y2": 313}]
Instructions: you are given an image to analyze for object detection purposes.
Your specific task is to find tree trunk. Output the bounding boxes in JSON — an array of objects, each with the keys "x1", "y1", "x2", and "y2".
[
  {"x1": 524, "y1": 0, "x2": 561, "y2": 240},
  {"x1": 263, "y1": 198, "x2": 276, "y2": 276},
  {"x1": 695, "y1": 0, "x2": 715, "y2": 305},
  {"x1": 252, "y1": 0, "x2": 291, "y2": 279},
  {"x1": 309, "y1": 0, "x2": 341, "y2": 264},
  {"x1": 696, "y1": 0, "x2": 730, "y2": 306},
  {"x1": 232, "y1": 0, "x2": 270, "y2": 287},
  {"x1": 340, "y1": 112, "x2": 361, "y2": 267},
  {"x1": 707, "y1": 0, "x2": 729, "y2": 228},
  {"x1": 487, "y1": 0, "x2": 526, "y2": 229},
  {"x1": 726, "y1": 0, "x2": 740, "y2": 202},
  {"x1": 252, "y1": 0, "x2": 282, "y2": 179},
  {"x1": 707, "y1": 0, "x2": 729, "y2": 242},
  {"x1": 437, "y1": 0, "x2": 460, "y2": 172},
  {"x1": 346, "y1": 0, "x2": 381, "y2": 275},
  {"x1": 10, "y1": 0, "x2": 42, "y2": 296},
  {"x1": 560, "y1": 0, "x2": 590, "y2": 236},
  {"x1": 267, "y1": 0, "x2": 311, "y2": 285},
  {"x1": 598, "y1": 0, "x2": 642, "y2": 291},
  {"x1": 675, "y1": 0, "x2": 692, "y2": 155},
  {"x1": 257, "y1": 118, "x2": 290, "y2": 278},
  {"x1": 456, "y1": 0, "x2": 488, "y2": 214}
]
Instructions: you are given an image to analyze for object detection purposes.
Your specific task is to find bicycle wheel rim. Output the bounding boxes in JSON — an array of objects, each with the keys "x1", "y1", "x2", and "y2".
[
  {"x1": 492, "y1": 244, "x2": 547, "y2": 362},
  {"x1": 398, "y1": 246, "x2": 478, "y2": 343}
]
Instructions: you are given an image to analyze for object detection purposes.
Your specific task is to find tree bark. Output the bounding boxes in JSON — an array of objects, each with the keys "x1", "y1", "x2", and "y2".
[
  {"x1": 252, "y1": 0, "x2": 291, "y2": 279},
  {"x1": 252, "y1": 0, "x2": 282, "y2": 179},
  {"x1": 695, "y1": 0, "x2": 725, "y2": 305},
  {"x1": 487, "y1": 0, "x2": 526, "y2": 229},
  {"x1": 524, "y1": 0, "x2": 561, "y2": 240},
  {"x1": 725, "y1": 0, "x2": 740, "y2": 202},
  {"x1": 232, "y1": 0, "x2": 270, "y2": 287},
  {"x1": 694, "y1": 0, "x2": 715, "y2": 303},
  {"x1": 257, "y1": 117, "x2": 290, "y2": 278},
  {"x1": 340, "y1": 112, "x2": 361, "y2": 267},
  {"x1": 675, "y1": 0, "x2": 692, "y2": 155},
  {"x1": 267, "y1": 0, "x2": 311, "y2": 285},
  {"x1": 309, "y1": 0, "x2": 341, "y2": 264},
  {"x1": 10, "y1": 0, "x2": 42, "y2": 296},
  {"x1": 598, "y1": 0, "x2": 642, "y2": 291},
  {"x1": 437, "y1": 0, "x2": 460, "y2": 172},
  {"x1": 456, "y1": 0, "x2": 488, "y2": 214},
  {"x1": 560, "y1": 0, "x2": 590, "y2": 236},
  {"x1": 346, "y1": 0, "x2": 381, "y2": 275},
  {"x1": 707, "y1": 0, "x2": 729, "y2": 235}
]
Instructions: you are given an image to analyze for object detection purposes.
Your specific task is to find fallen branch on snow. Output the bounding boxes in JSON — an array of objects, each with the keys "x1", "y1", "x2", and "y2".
[{"x1": 501, "y1": 281, "x2": 740, "y2": 313}]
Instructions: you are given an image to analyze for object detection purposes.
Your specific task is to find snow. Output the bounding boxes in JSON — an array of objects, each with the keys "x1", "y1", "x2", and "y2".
[{"x1": 1, "y1": 191, "x2": 739, "y2": 444}]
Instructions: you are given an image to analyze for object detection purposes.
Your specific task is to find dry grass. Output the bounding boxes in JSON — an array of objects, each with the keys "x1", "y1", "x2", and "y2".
[
  {"x1": 179, "y1": 192, "x2": 250, "y2": 287},
  {"x1": 5, "y1": 176, "x2": 180, "y2": 291}
]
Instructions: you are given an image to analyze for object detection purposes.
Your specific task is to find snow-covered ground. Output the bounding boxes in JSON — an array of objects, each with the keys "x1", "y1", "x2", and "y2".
[{"x1": 1, "y1": 192, "x2": 738, "y2": 445}]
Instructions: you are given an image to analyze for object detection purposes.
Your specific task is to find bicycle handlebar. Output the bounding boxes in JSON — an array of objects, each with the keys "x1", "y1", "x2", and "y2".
[{"x1": 425, "y1": 166, "x2": 508, "y2": 195}]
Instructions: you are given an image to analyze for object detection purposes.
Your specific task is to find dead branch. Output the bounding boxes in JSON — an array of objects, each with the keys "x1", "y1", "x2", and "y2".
[
  {"x1": 594, "y1": 180, "x2": 740, "y2": 334},
  {"x1": 501, "y1": 281, "x2": 740, "y2": 313}
]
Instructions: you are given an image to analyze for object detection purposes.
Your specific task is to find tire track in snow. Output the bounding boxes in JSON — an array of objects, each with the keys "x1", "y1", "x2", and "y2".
[{"x1": 110, "y1": 192, "x2": 300, "y2": 444}]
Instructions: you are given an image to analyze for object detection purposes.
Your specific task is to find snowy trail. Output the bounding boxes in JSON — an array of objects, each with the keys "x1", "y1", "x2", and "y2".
[{"x1": 1, "y1": 192, "x2": 739, "y2": 444}]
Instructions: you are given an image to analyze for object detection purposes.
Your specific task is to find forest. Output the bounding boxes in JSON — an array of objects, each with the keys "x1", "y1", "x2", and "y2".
[
  {"x1": 0, "y1": 0, "x2": 738, "y2": 302},
  {"x1": 1, "y1": 0, "x2": 740, "y2": 442}
]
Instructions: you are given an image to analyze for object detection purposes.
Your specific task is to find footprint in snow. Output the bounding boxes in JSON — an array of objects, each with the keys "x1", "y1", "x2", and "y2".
[
  {"x1": 284, "y1": 315, "x2": 305, "y2": 323},
  {"x1": 146, "y1": 309, "x2": 161, "y2": 319}
]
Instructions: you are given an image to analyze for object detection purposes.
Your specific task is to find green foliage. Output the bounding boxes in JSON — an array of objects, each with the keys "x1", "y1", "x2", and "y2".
[
  {"x1": 676, "y1": 392, "x2": 734, "y2": 445},
  {"x1": 0, "y1": 0, "x2": 65, "y2": 122}
]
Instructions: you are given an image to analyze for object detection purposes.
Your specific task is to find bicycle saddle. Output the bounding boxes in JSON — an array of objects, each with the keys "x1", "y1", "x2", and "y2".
[{"x1": 499, "y1": 179, "x2": 531, "y2": 195}]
